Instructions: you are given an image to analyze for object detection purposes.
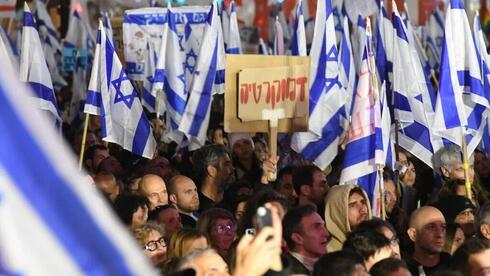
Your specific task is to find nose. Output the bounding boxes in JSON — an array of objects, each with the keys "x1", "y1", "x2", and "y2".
[{"x1": 291, "y1": 189, "x2": 298, "y2": 199}]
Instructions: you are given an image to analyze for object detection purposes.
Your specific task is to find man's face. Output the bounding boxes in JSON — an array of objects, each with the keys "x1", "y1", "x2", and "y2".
[
  {"x1": 468, "y1": 248, "x2": 490, "y2": 276},
  {"x1": 455, "y1": 208, "x2": 476, "y2": 238},
  {"x1": 384, "y1": 179, "x2": 397, "y2": 214},
  {"x1": 348, "y1": 192, "x2": 369, "y2": 230},
  {"x1": 277, "y1": 173, "x2": 297, "y2": 203},
  {"x1": 414, "y1": 215, "x2": 446, "y2": 254},
  {"x1": 296, "y1": 212, "x2": 330, "y2": 258},
  {"x1": 142, "y1": 176, "x2": 168, "y2": 210},
  {"x1": 156, "y1": 208, "x2": 182, "y2": 238},
  {"x1": 309, "y1": 170, "x2": 328, "y2": 204},
  {"x1": 173, "y1": 177, "x2": 199, "y2": 213},
  {"x1": 192, "y1": 251, "x2": 230, "y2": 276},
  {"x1": 446, "y1": 159, "x2": 474, "y2": 183},
  {"x1": 216, "y1": 154, "x2": 234, "y2": 188}
]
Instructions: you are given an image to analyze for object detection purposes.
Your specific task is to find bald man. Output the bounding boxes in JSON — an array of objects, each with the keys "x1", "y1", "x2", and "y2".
[
  {"x1": 404, "y1": 206, "x2": 451, "y2": 275},
  {"x1": 168, "y1": 175, "x2": 199, "y2": 228},
  {"x1": 138, "y1": 174, "x2": 168, "y2": 210}
]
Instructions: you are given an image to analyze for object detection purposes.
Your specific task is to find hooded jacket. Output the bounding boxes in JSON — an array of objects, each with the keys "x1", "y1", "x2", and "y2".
[{"x1": 325, "y1": 184, "x2": 372, "y2": 252}]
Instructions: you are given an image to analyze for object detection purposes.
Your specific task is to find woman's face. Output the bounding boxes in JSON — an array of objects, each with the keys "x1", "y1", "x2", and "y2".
[
  {"x1": 451, "y1": 227, "x2": 465, "y2": 255},
  {"x1": 235, "y1": 201, "x2": 247, "y2": 221},
  {"x1": 233, "y1": 139, "x2": 254, "y2": 160},
  {"x1": 131, "y1": 205, "x2": 148, "y2": 229},
  {"x1": 209, "y1": 218, "x2": 237, "y2": 256},
  {"x1": 143, "y1": 230, "x2": 167, "y2": 266},
  {"x1": 253, "y1": 142, "x2": 268, "y2": 162},
  {"x1": 402, "y1": 162, "x2": 416, "y2": 187}
]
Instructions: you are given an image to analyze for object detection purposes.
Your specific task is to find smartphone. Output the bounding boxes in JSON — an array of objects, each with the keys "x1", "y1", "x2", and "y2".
[{"x1": 256, "y1": 206, "x2": 273, "y2": 230}]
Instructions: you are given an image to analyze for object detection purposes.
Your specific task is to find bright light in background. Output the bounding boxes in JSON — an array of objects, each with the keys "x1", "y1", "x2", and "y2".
[
  {"x1": 176, "y1": 0, "x2": 185, "y2": 5},
  {"x1": 276, "y1": 0, "x2": 284, "y2": 3},
  {"x1": 215, "y1": 0, "x2": 223, "y2": 4}
]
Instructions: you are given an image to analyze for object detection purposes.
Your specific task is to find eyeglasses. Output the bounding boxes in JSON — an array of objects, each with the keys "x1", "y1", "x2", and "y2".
[
  {"x1": 214, "y1": 224, "x2": 236, "y2": 234},
  {"x1": 144, "y1": 237, "x2": 166, "y2": 252},
  {"x1": 389, "y1": 236, "x2": 399, "y2": 246}
]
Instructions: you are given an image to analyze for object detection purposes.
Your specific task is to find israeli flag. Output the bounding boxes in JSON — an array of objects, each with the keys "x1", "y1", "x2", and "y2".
[
  {"x1": 19, "y1": 3, "x2": 61, "y2": 125},
  {"x1": 291, "y1": 0, "x2": 307, "y2": 56},
  {"x1": 36, "y1": 0, "x2": 66, "y2": 91},
  {"x1": 156, "y1": 8, "x2": 187, "y2": 144},
  {"x1": 179, "y1": 2, "x2": 220, "y2": 150},
  {"x1": 291, "y1": 0, "x2": 344, "y2": 170},
  {"x1": 84, "y1": 25, "x2": 102, "y2": 116},
  {"x1": 391, "y1": 2, "x2": 441, "y2": 168},
  {"x1": 226, "y1": 1, "x2": 242, "y2": 54},
  {"x1": 97, "y1": 20, "x2": 157, "y2": 159},
  {"x1": 0, "y1": 26, "x2": 17, "y2": 69},
  {"x1": 221, "y1": 1, "x2": 230, "y2": 51},
  {"x1": 375, "y1": 1, "x2": 393, "y2": 111},
  {"x1": 103, "y1": 13, "x2": 116, "y2": 52},
  {"x1": 340, "y1": 20, "x2": 384, "y2": 203},
  {"x1": 141, "y1": 41, "x2": 160, "y2": 114},
  {"x1": 258, "y1": 37, "x2": 270, "y2": 55},
  {"x1": 433, "y1": 0, "x2": 487, "y2": 155},
  {"x1": 425, "y1": 7, "x2": 445, "y2": 71},
  {"x1": 213, "y1": 5, "x2": 226, "y2": 95},
  {"x1": 0, "y1": 42, "x2": 157, "y2": 276},
  {"x1": 338, "y1": 17, "x2": 356, "y2": 131}
]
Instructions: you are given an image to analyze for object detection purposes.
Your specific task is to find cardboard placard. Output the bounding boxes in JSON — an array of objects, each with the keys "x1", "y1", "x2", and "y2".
[
  {"x1": 225, "y1": 54, "x2": 310, "y2": 133},
  {"x1": 237, "y1": 65, "x2": 308, "y2": 122}
]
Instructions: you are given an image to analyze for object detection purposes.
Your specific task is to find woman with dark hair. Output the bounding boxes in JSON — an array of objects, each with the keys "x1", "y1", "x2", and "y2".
[
  {"x1": 196, "y1": 208, "x2": 237, "y2": 262},
  {"x1": 113, "y1": 193, "x2": 150, "y2": 229},
  {"x1": 443, "y1": 223, "x2": 465, "y2": 255}
]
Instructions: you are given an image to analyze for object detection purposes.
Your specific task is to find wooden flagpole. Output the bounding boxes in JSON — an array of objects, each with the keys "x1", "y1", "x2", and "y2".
[{"x1": 78, "y1": 113, "x2": 90, "y2": 170}]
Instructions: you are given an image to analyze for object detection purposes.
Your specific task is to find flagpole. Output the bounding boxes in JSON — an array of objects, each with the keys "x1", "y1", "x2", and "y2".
[
  {"x1": 155, "y1": 91, "x2": 161, "y2": 140},
  {"x1": 78, "y1": 113, "x2": 90, "y2": 170},
  {"x1": 461, "y1": 130, "x2": 472, "y2": 200},
  {"x1": 394, "y1": 120, "x2": 402, "y2": 200},
  {"x1": 367, "y1": 17, "x2": 385, "y2": 220}
]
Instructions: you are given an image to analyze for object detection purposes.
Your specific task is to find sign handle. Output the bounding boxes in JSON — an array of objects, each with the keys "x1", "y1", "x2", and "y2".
[{"x1": 262, "y1": 109, "x2": 285, "y2": 182}]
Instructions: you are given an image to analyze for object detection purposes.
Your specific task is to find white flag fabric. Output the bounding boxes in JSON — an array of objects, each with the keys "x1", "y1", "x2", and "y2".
[
  {"x1": 103, "y1": 13, "x2": 116, "y2": 51},
  {"x1": 179, "y1": 2, "x2": 220, "y2": 150},
  {"x1": 338, "y1": 16, "x2": 356, "y2": 131},
  {"x1": 0, "y1": 25, "x2": 17, "y2": 69},
  {"x1": 154, "y1": 7, "x2": 187, "y2": 144},
  {"x1": 425, "y1": 7, "x2": 445, "y2": 71},
  {"x1": 141, "y1": 41, "x2": 161, "y2": 114},
  {"x1": 273, "y1": 16, "x2": 284, "y2": 55},
  {"x1": 0, "y1": 40, "x2": 157, "y2": 276},
  {"x1": 225, "y1": 1, "x2": 242, "y2": 54},
  {"x1": 392, "y1": 1, "x2": 442, "y2": 168},
  {"x1": 94, "y1": 20, "x2": 157, "y2": 159},
  {"x1": 290, "y1": 0, "x2": 307, "y2": 56},
  {"x1": 291, "y1": 0, "x2": 344, "y2": 170},
  {"x1": 433, "y1": 0, "x2": 488, "y2": 156},
  {"x1": 84, "y1": 25, "x2": 102, "y2": 116},
  {"x1": 19, "y1": 3, "x2": 61, "y2": 125}
]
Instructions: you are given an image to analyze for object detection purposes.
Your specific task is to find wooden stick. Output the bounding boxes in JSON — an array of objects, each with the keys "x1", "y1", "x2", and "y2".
[
  {"x1": 461, "y1": 130, "x2": 472, "y2": 200},
  {"x1": 78, "y1": 113, "x2": 90, "y2": 170},
  {"x1": 378, "y1": 165, "x2": 386, "y2": 220},
  {"x1": 262, "y1": 109, "x2": 285, "y2": 182}
]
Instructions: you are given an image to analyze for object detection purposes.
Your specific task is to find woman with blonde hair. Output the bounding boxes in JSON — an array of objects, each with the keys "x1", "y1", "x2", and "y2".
[
  {"x1": 132, "y1": 223, "x2": 167, "y2": 268},
  {"x1": 166, "y1": 228, "x2": 209, "y2": 260}
]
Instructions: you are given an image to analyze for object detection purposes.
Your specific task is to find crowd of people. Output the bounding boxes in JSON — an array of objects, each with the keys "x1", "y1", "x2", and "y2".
[{"x1": 71, "y1": 119, "x2": 490, "y2": 276}]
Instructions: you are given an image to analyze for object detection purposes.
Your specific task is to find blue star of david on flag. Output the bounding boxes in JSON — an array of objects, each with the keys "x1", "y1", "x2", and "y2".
[{"x1": 112, "y1": 70, "x2": 138, "y2": 108}]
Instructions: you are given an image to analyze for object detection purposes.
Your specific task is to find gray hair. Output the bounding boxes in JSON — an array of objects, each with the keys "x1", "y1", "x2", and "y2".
[
  {"x1": 176, "y1": 248, "x2": 219, "y2": 271},
  {"x1": 192, "y1": 144, "x2": 229, "y2": 186},
  {"x1": 437, "y1": 144, "x2": 473, "y2": 172}
]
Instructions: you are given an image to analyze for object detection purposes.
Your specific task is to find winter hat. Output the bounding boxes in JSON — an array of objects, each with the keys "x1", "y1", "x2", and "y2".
[
  {"x1": 433, "y1": 194, "x2": 475, "y2": 223},
  {"x1": 228, "y1": 132, "x2": 254, "y2": 150}
]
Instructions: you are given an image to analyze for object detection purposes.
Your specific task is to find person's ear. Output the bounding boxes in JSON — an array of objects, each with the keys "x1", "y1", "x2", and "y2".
[
  {"x1": 291, "y1": 232, "x2": 303, "y2": 246},
  {"x1": 207, "y1": 165, "x2": 217, "y2": 178},
  {"x1": 441, "y1": 166, "x2": 450, "y2": 178},
  {"x1": 169, "y1": 194, "x2": 177, "y2": 205},
  {"x1": 407, "y1": 227, "x2": 417, "y2": 242}
]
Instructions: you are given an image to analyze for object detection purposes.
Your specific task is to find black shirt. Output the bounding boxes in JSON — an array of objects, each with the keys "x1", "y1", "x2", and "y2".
[{"x1": 404, "y1": 252, "x2": 451, "y2": 275}]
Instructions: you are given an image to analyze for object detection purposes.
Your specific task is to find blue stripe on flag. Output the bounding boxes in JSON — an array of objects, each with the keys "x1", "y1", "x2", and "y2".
[
  {"x1": 85, "y1": 90, "x2": 101, "y2": 107},
  {"x1": 29, "y1": 82, "x2": 59, "y2": 110},
  {"x1": 189, "y1": 39, "x2": 218, "y2": 136},
  {"x1": 402, "y1": 121, "x2": 434, "y2": 151},
  {"x1": 123, "y1": 12, "x2": 208, "y2": 25},
  {"x1": 154, "y1": 69, "x2": 165, "y2": 83},
  {"x1": 215, "y1": 69, "x2": 225, "y2": 85},
  {"x1": 226, "y1": 48, "x2": 240, "y2": 54},
  {"x1": 393, "y1": 91, "x2": 411, "y2": 111},
  {"x1": 450, "y1": 0, "x2": 465, "y2": 9},
  {"x1": 132, "y1": 112, "x2": 152, "y2": 156},
  {"x1": 0, "y1": 89, "x2": 134, "y2": 275},
  {"x1": 393, "y1": 15, "x2": 409, "y2": 42},
  {"x1": 457, "y1": 70, "x2": 485, "y2": 99},
  {"x1": 343, "y1": 133, "x2": 377, "y2": 168},
  {"x1": 24, "y1": 11, "x2": 36, "y2": 27},
  {"x1": 164, "y1": 84, "x2": 186, "y2": 115},
  {"x1": 300, "y1": 112, "x2": 341, "y2": 160},
  {"x1": 357, "y1": 171, "x2": 377, "y2": 203},
  {"x1": 142, "y1": 89, "x2": 156, "y2": 110},
  {"x1": 438, "y1": 39, "x2": 461, "y2": 129},
  {"x1": 309, "y1": 34, "x2": 327, "y2": 114}
]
